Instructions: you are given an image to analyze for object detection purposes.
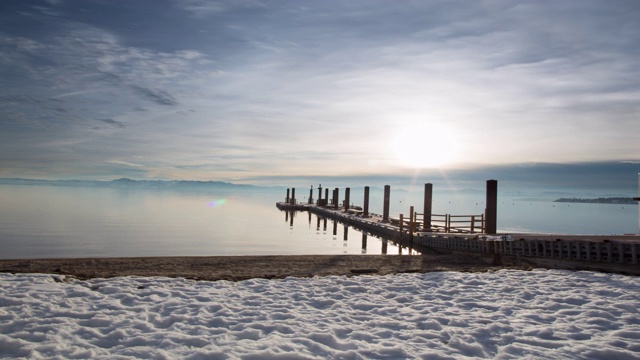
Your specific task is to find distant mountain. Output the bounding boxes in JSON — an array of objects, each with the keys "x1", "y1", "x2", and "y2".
[{"x1": 0, "y1": 177, "x2": 271, "y2": 191}]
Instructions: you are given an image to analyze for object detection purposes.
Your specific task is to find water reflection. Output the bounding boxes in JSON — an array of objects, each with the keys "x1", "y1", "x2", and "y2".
[
  {"x1": 361, "y1": 233, "x2": 367, "y2": 254},
  {"x1": 281, "y1": 209, "x2": 421, "y2": 256}
]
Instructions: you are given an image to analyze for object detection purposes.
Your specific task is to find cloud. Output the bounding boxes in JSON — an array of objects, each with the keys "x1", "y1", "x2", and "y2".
[
  {"x1": 130, "y1": 85, "x2": 178, "y2": 106},
  {"x1": 96, "y1": 118, "x2": 125, "y2": 128},
  {"x1": 106, "y1": 160, "x2": 144, "y2": 168}
]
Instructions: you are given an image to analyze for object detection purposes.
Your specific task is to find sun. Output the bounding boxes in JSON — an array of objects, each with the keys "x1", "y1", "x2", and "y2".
[{"x1": 390, "y1": 122, "x2": 461, "y2": 168}]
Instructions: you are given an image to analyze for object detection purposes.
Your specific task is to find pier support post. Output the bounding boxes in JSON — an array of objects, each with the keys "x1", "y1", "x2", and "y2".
[
  {"x1": 308, "y1": 186, "x2": 313, "y2": 205},
  {"x1": 318, "y1": 184, "x2": 323, "y2": 203},
  {"x1": 409, "y1": 206, "x2": 414, "y2": 242},
  {"x1": 333, "y1": 188, "x2": 339, "y2": 209},
  {"x1": 423, "y1": 183, "x2": 432, "y2": 232},
  {"x1": 363, "y1": 186, "x2": 370, "y2": 217},
  {"x1": 325, "y1": 189, "x2": 329, "y2": 205},
  {"x1": 291, "y1": 188, "x2": 296, "y2": 205},
  {"x1": 485, "y1": 180, "x2": 498, "y2": 234},
  {"x1": 344, "y1": 187, "x2": 350, "y2": 211},
  {"x1": 383, "y1": 185, "x2": 391, "y2": 222},
  {"x1": 286, "y1": 188, "x2": 290, "y2": 203},
  {"x1": 636, "y1": 173, "x2": 639, "y2": 234}
]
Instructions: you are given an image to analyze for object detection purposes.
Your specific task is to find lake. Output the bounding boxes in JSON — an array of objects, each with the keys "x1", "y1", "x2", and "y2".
[{"x1": 0, "y1": 184, "x2": 637, "y2": 259}]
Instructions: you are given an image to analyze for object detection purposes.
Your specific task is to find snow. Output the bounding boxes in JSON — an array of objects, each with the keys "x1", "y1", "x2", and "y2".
[{"x1": 1, "y1": 270, "x2": 640, "y2": 359}]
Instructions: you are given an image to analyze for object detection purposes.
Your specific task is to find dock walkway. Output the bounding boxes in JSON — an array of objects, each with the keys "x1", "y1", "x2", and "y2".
[{"x1": 277, "y1": 202, "x2": 640, "y2": 275}]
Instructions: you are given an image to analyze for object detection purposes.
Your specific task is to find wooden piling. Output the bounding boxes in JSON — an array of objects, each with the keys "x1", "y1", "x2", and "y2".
[
  {"x1": 291, "y1": 188, "x2": 296, "y2": 205},
  {"x1": 344, "y1": 187, "x2": 350, "y2": 211},
  {"x1": 409, "y1": 206, "x2": 414, "y2": 242},
  {"x1": 399, "y1": 214, "x2": 404, "y2": 240},
  {"x1": 333, "y1": 188, "x2": 339, "y2": 209},
  {"x1": 423, "y1": 183, "x2": 432, "y2": 231},
  {"x1": 485, "y1": 180, "x2": 497, "y2": 234},
  {"x1": 308, "y1": 186, "x2": 313, "y2": 204},
  {"x1": 363, "y1": 186, "x2": 370, "y2": 217},
  {"x1": 286, "y1": 188, "x2": 290, "y2": 203},
  {"x1": 383, "y1": 185, "x2": 390, "y2": 222}
]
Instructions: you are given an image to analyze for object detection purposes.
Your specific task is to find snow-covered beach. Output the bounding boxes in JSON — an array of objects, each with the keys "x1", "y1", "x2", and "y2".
[{"x1": 1, "y1": 269, "x2": 639, "y2": 359}]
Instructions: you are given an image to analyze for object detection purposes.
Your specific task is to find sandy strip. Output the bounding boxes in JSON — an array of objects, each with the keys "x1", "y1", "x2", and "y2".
[{"x1": 0, "y1": 254, "x2": 503, "y2": 281}]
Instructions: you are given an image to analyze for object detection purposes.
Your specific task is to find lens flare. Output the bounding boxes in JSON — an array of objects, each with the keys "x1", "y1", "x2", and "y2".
[{"x1": 208, "y1": 199, "x2": 227, "y2": 208}]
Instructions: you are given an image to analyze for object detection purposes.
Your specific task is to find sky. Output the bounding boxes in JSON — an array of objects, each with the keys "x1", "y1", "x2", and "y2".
[{"x1": 0, "y1": 0, "x2": 639, "y2": 184}]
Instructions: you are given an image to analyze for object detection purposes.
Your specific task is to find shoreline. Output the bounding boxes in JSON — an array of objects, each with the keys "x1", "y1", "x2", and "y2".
[{"x1": 0, "y1": 254, "x2": 506, "y2": 281}]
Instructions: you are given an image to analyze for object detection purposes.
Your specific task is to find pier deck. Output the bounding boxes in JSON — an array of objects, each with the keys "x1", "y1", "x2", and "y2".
[{"x1": 277, "y1": 202, "x2": 640, "y2": 275}]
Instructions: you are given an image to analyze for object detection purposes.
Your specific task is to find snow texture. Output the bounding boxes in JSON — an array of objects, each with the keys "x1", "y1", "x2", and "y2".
[{"x1": 1, "y1": 269, "x2": 640, "y2": 359}]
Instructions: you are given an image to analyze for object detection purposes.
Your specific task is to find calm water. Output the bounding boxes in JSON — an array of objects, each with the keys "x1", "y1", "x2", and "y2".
[{"x1": 0, "y1": 185, "x2": 637, "y2": 259}]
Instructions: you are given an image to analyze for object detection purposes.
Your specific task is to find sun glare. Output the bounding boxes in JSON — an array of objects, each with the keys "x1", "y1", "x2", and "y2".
[{"x1": 390, "y1": 123, "x2": 461, "y2": 168}]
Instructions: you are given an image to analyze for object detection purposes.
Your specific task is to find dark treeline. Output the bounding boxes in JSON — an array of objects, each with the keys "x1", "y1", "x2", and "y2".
[{"x1": 554, "y1": 197, "x2": 636, "y2": 204}]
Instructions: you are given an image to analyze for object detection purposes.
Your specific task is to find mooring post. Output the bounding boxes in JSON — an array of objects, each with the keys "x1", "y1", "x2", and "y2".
[
  {"x1": 635, "y1": 173, "x2": 639, "y2": 234},
  {"x1": 423, "y1": 183, "x2": 432, "y2": 232},
  {"x1": 344, "y1": 187, "x2": 350, "y2": 211},
  {"x1": 308, "y1": 185, "x2": 313, "y2": 204},
  {"x1": 291, "y1": 188, "x2": 296, "y2": 205},
  {"x1": 485, "y1": 180, "x2": 498, "y2": 234},
  {"x1": 383, "y1": 185, "x2": 391, "y2": 222},
  {"x1": 409, "y1": 206, "x2": 414, "y2": 242},
  {"x1": 363, "y1": 186, "x2": 370, "y2": 217},
  {"x1": 286, "y1": 188, "x2": 290, "y2": 203}
]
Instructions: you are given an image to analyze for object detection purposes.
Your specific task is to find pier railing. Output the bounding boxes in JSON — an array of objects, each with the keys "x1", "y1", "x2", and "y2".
[{"x1": 415, "y1": 213, "x2": 484, "y2": 234}]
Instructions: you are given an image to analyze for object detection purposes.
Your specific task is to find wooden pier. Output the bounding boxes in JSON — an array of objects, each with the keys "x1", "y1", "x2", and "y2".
[{"x1": 277, "y1": 181, "x2": 640, "y2": 275}]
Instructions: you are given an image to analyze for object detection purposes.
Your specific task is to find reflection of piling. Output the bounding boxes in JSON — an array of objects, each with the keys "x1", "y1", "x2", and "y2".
[
  {"x1": 383, "y1": 185, "x2": 391, "y2": 222},
  {"x1": 333, "y1": 219, "x2": 338, "y2": 236},
  {"x1": 423, "y1": 183, "x2": 432, "y2": 232},
  {"x1": 382, "y1": 239, "x2": 388, "y2": 255},
  {"x1": 363, "y1": 186, "x2": 370, "y2": 217},
  {"x1": 344, "y1": 187, "x2": 350, "y2": 211},
  {"x1": 485, "y1": 180, "x2": 498, "y2": 234},
  {"x1": 362, "y1": 233, "x2": 368, "y2": 252},
  {"x1": 343, "y1": 225, "x2": 348, "y2": 241}
]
